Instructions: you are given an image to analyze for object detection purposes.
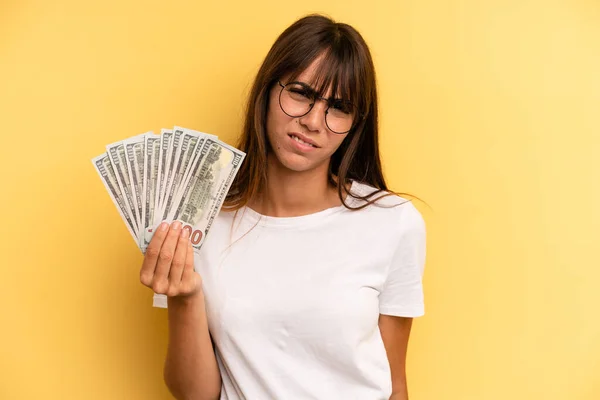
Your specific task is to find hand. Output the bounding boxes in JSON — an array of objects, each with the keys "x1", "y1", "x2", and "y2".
[{"x1": 140, "y1": 221, "x2": 201, "y2": 298}]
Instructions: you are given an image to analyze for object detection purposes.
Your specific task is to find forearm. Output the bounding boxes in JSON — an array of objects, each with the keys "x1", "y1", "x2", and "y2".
[
  {"x1": 390, "y1": 375, "x2": 408, "y2": 400},
  {"x1": 390, "y1": 388, "x2": 408, "y2": 400},
  {"x1": 164, "y1": 291, "x2": 221, "y2": 400}
]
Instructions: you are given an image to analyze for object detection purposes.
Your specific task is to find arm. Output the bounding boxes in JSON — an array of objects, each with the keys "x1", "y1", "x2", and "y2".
[
  {"x1": 378, "y1": 203, "x2": 426, "y2": 399},
  {"x1": 379, "y1": 315, "x2": 413, "y2": 400},
  {"x1": 165, "y1": 292, "x2": 222, "y2": 400},
  {"x1": 140, "y1": 221, "x2": 221, "y2": 400}
]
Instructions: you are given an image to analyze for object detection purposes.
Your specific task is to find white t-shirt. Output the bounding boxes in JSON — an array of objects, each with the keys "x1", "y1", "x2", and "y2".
[{"x1": 153, "y1": 180, "x2": 427, "y2": 399}]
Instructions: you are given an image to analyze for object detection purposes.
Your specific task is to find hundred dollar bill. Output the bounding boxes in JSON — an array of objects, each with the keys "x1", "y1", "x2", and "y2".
[
  {"x1": 166, "y1": 138, "x2": 246, "y2": 251},
  {"x1": 157, "y1": 127, "x2": 182, "y2": 214},
  {"x1": 106, "y1": 138, "x2": 142, "y2": 234},
  {"x1": 141, "y1": 133, "x2": 161, "y2": 250},
  {"x1": 152, "y1": 129, "x2": 173, "y2": 228},
  {"x1": 158, "y1": 127, "x2": 217, "y2": 223},
  {"x1": 143, "y1": 136, "x2": 213, "y2": 251},
  {"x1": 173, "y1": 132, "x2": 216, "y2": 203},
  {"x1": 169, "y1": 137, "x2": 210, "y2": 211},
  {"x1": 124, "y1": 133, "x2": 148, "y2": 242},
  {"x1": 157, "y1": 126, "x2": 191, "y2": 221},
  {"x1": 91, "y1": 153, "x2": 138, "y2": 245}
]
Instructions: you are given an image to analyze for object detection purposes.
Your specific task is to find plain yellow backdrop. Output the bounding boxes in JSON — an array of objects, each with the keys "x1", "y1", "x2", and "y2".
[{"x1": 1, "y1": 1, "x2": 599, "y2": 399}]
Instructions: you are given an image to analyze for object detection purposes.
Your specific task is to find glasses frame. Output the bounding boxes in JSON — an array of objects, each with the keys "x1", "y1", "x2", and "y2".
[{"x1": 277, "y1": 80, "x2": 360, "y2": 134}]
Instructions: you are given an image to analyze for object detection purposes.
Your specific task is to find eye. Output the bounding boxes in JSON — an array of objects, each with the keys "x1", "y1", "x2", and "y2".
[
  {"x1": 331, "y1": 100, "x2": 353, "y2": 115},
  {"x1": 287, "y1": 86, "x2": 312, "y2": 100}
]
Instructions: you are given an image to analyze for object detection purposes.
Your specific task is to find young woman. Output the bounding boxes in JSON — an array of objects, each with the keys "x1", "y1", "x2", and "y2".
[{"x1": 140, "y1": 14, "x2": 427, "y2": 400}]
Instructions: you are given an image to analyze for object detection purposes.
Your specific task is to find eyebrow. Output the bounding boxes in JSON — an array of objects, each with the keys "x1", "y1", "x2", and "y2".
[{"x1": 291, "y1": 80, "x2": 347, "y2": 102}]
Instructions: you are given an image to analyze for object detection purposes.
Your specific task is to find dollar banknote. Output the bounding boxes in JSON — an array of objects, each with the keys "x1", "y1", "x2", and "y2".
[
  {"x1": 124, "y1": 134, "x2": 148, "y2": 241},
  {"x1": 166, "y1": 138, "x2": 245, "y2": 251},
  {"x1": 141, "y1": 133, "x2": 161, "y2": 250},
  {"x1": 153, "y1": 129, "x2": 173, "y2": 230},
  {"x1": 158, "y1": 127, "x2": 196, "y2": 222},
  {"x1": 93, "y1": 126, "x2": 245, "y2": 255},
  {"x1": 173, "y1": 131, "x2": 216, "y2": 202},
  {"x1": 91, "y1": 153, "x2": 138, "y2": 243},
  {"x1": 158, "y1": 128, "x2": 182, "y2": 214},
  {"x1": 157, "y1": 127, "x2": 217, "y2": 224},
  {"x1": 106, "y1": 138, "x2": 142, "y2": 234}
]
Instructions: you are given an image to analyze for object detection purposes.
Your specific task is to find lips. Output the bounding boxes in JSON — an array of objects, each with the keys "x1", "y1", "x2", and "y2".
[{"x1": 288, "y1": 132, "x2": 319, "y2": 148}]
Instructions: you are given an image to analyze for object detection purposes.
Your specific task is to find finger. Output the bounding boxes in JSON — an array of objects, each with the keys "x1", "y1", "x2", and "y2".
[
  {"x1": 140, "y1": 221, "x2": 169, "y2": 286},
  {"x1": 181, "y1": 239, "x2": 198, "y2": 294},
  {"x1": 152, "y1": 221, "x2": 182, "y2": 293},
  {"x1": 167, "y1": 226, "x2": 191, "y2": 295}
]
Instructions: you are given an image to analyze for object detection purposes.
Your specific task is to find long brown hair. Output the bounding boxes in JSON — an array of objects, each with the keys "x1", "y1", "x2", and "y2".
[{"x1": 224, "y1": 14, "x2": 416, "y2": 211}]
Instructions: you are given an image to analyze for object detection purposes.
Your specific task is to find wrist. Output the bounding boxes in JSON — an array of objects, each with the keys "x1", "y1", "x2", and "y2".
[{"x1": 167, "y1": 288, "x2": 204, "y2": 307}]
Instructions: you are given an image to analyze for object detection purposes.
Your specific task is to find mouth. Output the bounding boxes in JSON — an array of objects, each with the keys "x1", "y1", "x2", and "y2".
[{"x1": 288, "y1": 133, "x2": 319, "y2": 148}]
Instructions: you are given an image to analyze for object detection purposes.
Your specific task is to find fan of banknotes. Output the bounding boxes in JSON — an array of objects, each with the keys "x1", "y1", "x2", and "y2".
[{"x1": 92, "y1": 126, "x2": 246, "y2": 253}]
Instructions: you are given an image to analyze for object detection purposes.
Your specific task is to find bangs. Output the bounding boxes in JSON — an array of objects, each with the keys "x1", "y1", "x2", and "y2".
[{"x1": 284, "y1": 44, "x2": 368, "y2": 113}]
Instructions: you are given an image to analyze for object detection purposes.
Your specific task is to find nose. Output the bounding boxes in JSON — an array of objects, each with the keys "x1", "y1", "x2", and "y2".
[{"x1": 298, "y1": 99, "x2": 328, "y2": 132}]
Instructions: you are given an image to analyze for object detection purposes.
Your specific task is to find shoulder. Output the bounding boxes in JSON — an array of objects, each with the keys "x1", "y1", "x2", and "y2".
[
  {"x1": 348, "y1": 181, "x2": 426, "y2": 238},
  {"x1": 348, "y1": 181, "x2": 423, "y2": 218}
]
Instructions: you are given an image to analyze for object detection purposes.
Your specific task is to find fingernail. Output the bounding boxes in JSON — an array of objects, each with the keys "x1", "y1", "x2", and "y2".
[
  {"x1": 181, "y1": 226, "x2": 190, "y2": 238},
  {"x1": 172, "y1": 221, "x2": 182, "y2": 230},
  {"x1": 159, "y1": 222, "x2": 168, "y2": 232}
]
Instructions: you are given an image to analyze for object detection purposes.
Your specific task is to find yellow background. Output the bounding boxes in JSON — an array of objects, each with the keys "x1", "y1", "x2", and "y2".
[{"x1": 1, "y1": 1, "x2": 598, "y2": 399}]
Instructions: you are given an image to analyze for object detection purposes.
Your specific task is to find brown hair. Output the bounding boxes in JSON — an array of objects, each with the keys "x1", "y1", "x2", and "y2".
[{"x1": 224, "y1": 14, "x2": 418, "y2": 211}]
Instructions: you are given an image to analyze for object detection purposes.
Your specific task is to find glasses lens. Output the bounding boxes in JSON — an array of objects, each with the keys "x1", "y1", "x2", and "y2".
[
  {"x1": 279, "y1": 82, "x2": 357, "y2": 134},
  {"x1": 326, "y1": 101, "x2": 356, "y2": 134},
  {"x1": 280, "y1": 83, "x2": 312, "y2": 117}
]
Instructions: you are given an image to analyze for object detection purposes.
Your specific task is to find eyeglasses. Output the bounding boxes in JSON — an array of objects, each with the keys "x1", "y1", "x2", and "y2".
[{"x1": 277, "y1": 81, "x2": 358, "y2": 134}]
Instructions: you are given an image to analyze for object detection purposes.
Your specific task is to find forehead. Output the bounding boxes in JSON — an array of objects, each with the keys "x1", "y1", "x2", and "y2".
[
  {"x1": 295, "y1": 54, "x2": 326, "y2": 82},
  {"x1": 288, "y1": 54, "x2": 343, "y2": 99}
]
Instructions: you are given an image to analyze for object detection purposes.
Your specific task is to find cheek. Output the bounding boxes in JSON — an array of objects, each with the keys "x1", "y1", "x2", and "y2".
[
  {"x1": 266, "y1": 95, "x2": 290, "y2": 148},
  {"x1": 324, "y1": 134, "x2": 348, "y2": 156}
]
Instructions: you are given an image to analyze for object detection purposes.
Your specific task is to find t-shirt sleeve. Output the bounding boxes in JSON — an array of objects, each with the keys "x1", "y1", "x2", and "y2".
[{"x1": 379, "y1": 202, "x2": 427, "y2": 318}]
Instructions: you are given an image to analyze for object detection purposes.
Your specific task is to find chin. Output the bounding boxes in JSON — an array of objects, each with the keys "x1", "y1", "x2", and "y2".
[{"x1": 272, "y1": 151, "x2": 326, "y2": 173}]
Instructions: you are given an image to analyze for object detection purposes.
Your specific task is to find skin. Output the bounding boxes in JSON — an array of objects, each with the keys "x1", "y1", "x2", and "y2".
[
  {"x1": 140, "y1": 222, "x2": 221, "y2": 400},
  {"x1": 250, "y1": 57, "x2": 349, "y2": 217},
  {"x1": 140, "y1": 56, "x2": 414, "y2": 400}
]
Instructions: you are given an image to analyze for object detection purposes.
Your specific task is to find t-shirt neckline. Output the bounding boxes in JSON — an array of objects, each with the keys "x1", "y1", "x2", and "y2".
[{"x1": 239, "y1": 180, "x2": 359, "y2": 228}]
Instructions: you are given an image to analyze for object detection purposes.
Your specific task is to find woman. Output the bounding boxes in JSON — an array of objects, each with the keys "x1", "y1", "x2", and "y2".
[{"x1": 140, "y1": 14, "x2": 426, "y2": 400}]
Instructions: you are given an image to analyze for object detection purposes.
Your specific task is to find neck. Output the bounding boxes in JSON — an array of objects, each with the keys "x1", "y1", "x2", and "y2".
[{"x1": 251, "y1": 154, "x2": 341, "y2": 217}]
